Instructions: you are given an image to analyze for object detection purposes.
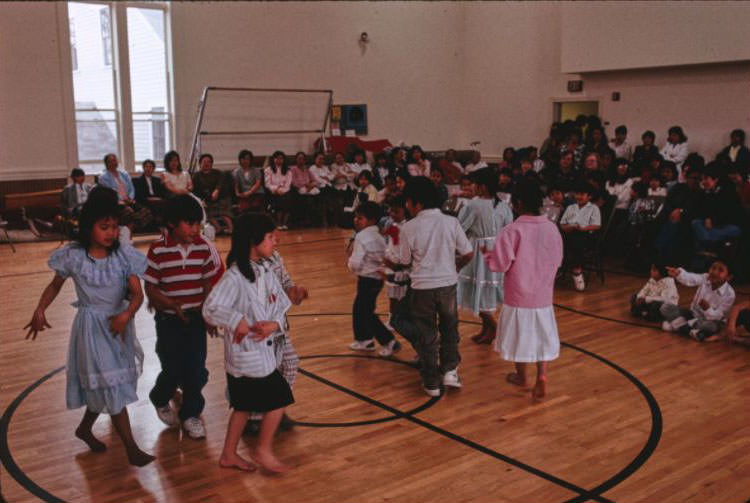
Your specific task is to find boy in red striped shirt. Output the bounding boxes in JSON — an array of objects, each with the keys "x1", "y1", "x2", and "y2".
[{"x1": 144, "y1": 195, "x2": 219, "y2": 439}]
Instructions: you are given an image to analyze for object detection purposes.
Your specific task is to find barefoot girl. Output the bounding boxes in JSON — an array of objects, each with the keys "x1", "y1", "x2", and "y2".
[
  {"x1": 482, "y1": 180, "x2": 563, "y2": 399},
  {"x1": 203, "y1": 213, "x2": 294, "y2": 473},
  {"x1": 24, "y1": 187, "x2": 154, "y2": 466}
]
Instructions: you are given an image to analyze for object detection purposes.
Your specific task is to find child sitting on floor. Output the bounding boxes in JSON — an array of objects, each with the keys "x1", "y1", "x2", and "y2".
[
  {"x1": 630, "y1": 263, "x2": 678, "y2": 322},
  {"x1": 724, "y1": 298, "x2": 750, "y2": 347},
  {"x1": 660, "y1": 260, "x2": 736, "y2": 342}
]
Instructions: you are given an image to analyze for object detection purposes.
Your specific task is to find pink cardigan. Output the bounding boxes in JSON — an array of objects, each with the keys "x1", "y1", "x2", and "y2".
[{"x1": 484, "y1": 215, "x2": 563, "y2": 308}]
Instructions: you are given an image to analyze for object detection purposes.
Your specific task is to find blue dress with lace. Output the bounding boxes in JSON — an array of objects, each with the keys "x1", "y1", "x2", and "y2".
[{"x1": 48, "y1": 244, "x2": 147, "y2": 414}]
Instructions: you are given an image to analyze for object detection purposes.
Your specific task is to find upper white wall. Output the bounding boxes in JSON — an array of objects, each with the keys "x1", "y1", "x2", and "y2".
[{"x1": 561, "y1": 1, "x2": 750, "y2": 73}]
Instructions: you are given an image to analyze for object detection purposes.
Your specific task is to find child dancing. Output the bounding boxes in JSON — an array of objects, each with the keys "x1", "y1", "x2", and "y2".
[{"x1": 25, "y1": 187, "x2": 154, "y2": 466}]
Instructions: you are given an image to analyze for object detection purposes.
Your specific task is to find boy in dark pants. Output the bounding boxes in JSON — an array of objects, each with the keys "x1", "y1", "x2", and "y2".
[
  {"x1": 390, "y1": 178, "x2": 473, "y2": 396},
  {"x1": 144, "y1": 195, "x2": 219, "y2": 439},
  {"x1": 347, "y1": 201, "x2": 400, "y2": 355}
]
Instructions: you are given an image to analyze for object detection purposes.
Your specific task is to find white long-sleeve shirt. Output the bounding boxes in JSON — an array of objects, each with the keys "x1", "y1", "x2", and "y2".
[
  {"x1": 636, "y1": 277, "x2": 679, "y2": 304},
  {"x1": 202, "y1": 264, "x2": 291, "y2": 378},
  {"x1": 606, "y1": 178, "x2": 635, "y2": 210},
  {"x1": 660, "y1": 141, "x2": 689, "y2": 172},
  {"x1": 348, "y1": 225, "x2": 386, "y2": 280},
  {"x1": 408, "y1": 160, "x2": 431, "y2": 177},
  {"x1": 264, "y1": 166, "x2": 292, "y2": 194},
  {"x1": 676, "y1": 269, "x2": 735, "y2": 322},
  {"x1": 310, "y1": 164, "x2": 334, "y2": 188}
]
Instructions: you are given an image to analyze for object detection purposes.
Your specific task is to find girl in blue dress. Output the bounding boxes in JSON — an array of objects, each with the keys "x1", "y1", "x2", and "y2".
[
  {"x1": 24, "y1": 187, "x2": 154, "y2": 466},
  {"x1": 457, "y1": 168, "x2": 514, "y2": 344}
]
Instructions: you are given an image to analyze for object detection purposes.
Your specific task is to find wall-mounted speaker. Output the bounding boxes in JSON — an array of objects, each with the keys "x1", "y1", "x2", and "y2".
[{"x1": 336, "y1": 104, "x2": 368, "y2": 135}]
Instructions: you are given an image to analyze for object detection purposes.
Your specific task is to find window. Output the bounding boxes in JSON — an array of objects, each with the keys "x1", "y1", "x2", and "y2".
[
  {"x1": 99, "y1": 7, "x2": 112, "y2": 67},
  {"x1": 67, "y1": 2, "x2": 172, "y2": 174},
  {"x1": 69, "y1": 20, "x2": 78, "y2": 71}
]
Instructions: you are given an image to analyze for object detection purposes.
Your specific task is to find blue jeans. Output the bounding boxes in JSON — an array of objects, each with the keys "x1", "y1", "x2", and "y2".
[
  {"x1": 691, "y1": 219, "x2": 741, "y2": 244},
  {"x1": 149, "y1": 311, "x2": 208, "y2": 421}
]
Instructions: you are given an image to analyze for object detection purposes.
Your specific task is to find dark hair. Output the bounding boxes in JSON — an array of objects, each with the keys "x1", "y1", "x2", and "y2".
[
  {"x1": 511, "y1": 179, "x2": 543, "y2": 215},
  {"x1": 471, "y1": 167, "x2": 498, "y2": 203},
  {"x1": 615, "y1": 125, "x2": 627, "y2": 135},
  {"x1": 295, "y1": 151, "x2": 307, "y2": 164},
  {"x1": 354, "y1": 201, "x2": 381, "y2": 222},
  {"x1": 389, "y1": 195, "x2": 406, "y2": 209},
  {"x1": 667, "y1": 126, "x2": 687, "y2": 143},
  {"x1": 642, "y1": 130, "x2": 656, "y2": 141},
  {"x1": 70, "y1": 168, "x2": 85, "y2": 178},
  {"x1": 384, "y1": 174, "x2": 397, "y2": 182},
  {"x1": 547, "y1": 184, "x2": 563, "y2": 194},
  {"x1": 226, "y1": 212, "x2": 276, "y2": 282},
  {"x1": 575, "y1": 182, "x2": 595, "y2": 196},
  {"x1": 271, "y1": 150, "x2": 289, "y2": 175},
  {"x1": 103, "y1": 153, "x2": 117, "y2": 168},
  {"x1": 660, "y1": 161, "x2": 678, "y2": 180},
  {"x1": 164, "y1": 194, "x2": 203, "y2": 227},
  {"x1": 610, "y1": 157, "x2": 631, "y2": 183},
  {"x1": 357, "y1": 170, "x2": 374, "y2": 183},
  {"x1": 142, "y1": 159, "x2": 156, "y2": 170},
  {"x1": 729, "y1": 129, "x2": 746, "y2": 146},
  {"x1": 712, "y1": 258, "x2": 734, "y2": 277},
  {"x1": 199, "y1": 153, "x2": 214, "y2": 165},
  {"x1": 238, "y1": 149, "x2": 254, "y2": 162},
  {"x1": 164, "y1": 150, "x2": 182, "y2": 173},
  {"x1": 684, "y1": 152, "x2": 705, "y2": 172},
  {"x1": 75, "y1": 186, "x2": 121, "y2": 253},
  {"x1": 703, "y1": 161, "x2": 722, "y2": 180},
  {"x1": 375, "y1": 152, "x2": 387, "y2": 162},
  {"x1": 498, "y1": 168, "x2": 513, "y2": 178},
  {"x1": 631, "y1": 181, "x2": 648, "y2": 198},
  {"x1": 408, "y1": 145, "x2": 425, "y2": 163},
  {"x1": 430, "y1": 166, "x2": 444, "y2": 178},
  {"x1": 651, "y1": 262, "x2": 668, "y2": 278},
  {"x1": 403, "y1": 176, "x2": 440, "y2": 209}
]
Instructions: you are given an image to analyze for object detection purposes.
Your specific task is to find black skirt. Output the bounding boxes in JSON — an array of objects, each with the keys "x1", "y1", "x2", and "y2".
[{"x1": 226, "y1": 369, "x2": 294, "y2": 412}]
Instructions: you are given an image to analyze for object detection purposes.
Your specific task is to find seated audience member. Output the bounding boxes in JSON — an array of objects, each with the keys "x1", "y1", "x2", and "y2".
[
  {"x1": 661, "y1": 261, "x2": 735, "y2": 342},
  {"x1": 440, "y1": 154, "x2": 464, "y2": 195},
  {"x1": 543, "y1": 150, "x2": 580, "y2": 197},
  {"x1": 429, "y1": 167, "x2": 449, "y2": 207},
  {"x1": 134, "y1": 159, "x2": 166, "y2": 207},
  {"x1": 348, "y1": 150, "x2": 371, "y2": 180},
  {"x1": 233, "y1": 149, "x2": 265, "y2": 212},
  {"x1": 161, "y1": 150, "x2": 192, "y2": 197},
  {"x1": 630, "y1": 263, "x2": 679, "y2": 322},
  {"x1": 660, "y1": 161, "x2": 679, "y2": 192},
  {"x1": 716, "y1": 129, "x2": 750, "y2": 172},
  {"x1": 660, "y1": 126, "x2": 689, "y2": 174},
  {"x1": 355, "y1": 170, "x2": 379, "y2": 204},
  {"x1": 445, "y1": 148, "x2": 464, "y2": 174},
  {"x1": 606, "y1": 158, "x2": 634, "y2": 214},
  {"x1": 464, "y1": 150, "x2": 488, "y2": 174},
  {"x1": 444, "y1": 174, "x2": 474, "y2": 216},
  {"x1": 653, "y1": 167, "x2": 703, "y2": 265},
  {"x1": 373, "y1": 153, "x2": 391, "y2": 189},
  {"x1": 332, "y1": 151, "x2": 355, "y2": 191},
  {"x1": 725, "y1": 298, "x2": 750, "y2": 347},
  {"x1": 585, "y1": 125, "x2": 608, "y2": 155},
  {"x1": 542, "y1": 185, "x2": 566, "y2": 224},
  {"x1": 291, "y1": 152, "x2": 320, "y2": 195},
  {"x1": 61, "y1": 168, "x2": 92, "y2": 218},
  {"x1": 648, "y1": 175, "x2": 667, "y2": 198},
  {"x1": 309, "y1": 152, "x2": 338, "y2": 226},
  {"x1": 378, "y1": 174, "x2": 399, "y2": 207},
  {"x1": 193, "y1": 153, "x2": 232, "y2": 234},
  {"x1": 99, "y1": 153, "x2": 153, "y2": 229},
  {"x1": 265, "y1": 150, "x2": 293, "y2": 230},
  {"x1": 560, "y1": 182, "x2": 601, "y2": 291},
  {"x1": 622, "y1": 181, "x2": 662, "y2": 271},
  {"x1": 632, "y1": 130, "x2": 660, "y2": 174},
  {"x1": 609, "y1": 125, "x2": 632, "y2": 161},
  {"x1": 497, "y1": 168, "x2": 513, "y2": 204},
  {"x1": 727, "y1": 165, "x2": 750, "y2": 210},
  {"x1": 390, "y1": 147, "x2": 408, "y2": 174},
  {"x1": 527, "y1": 145, "x2": 545, "y2": 173},
  {"x1": 407, "y1": 145, "x2": 431, "y2": 177},
  {"x1": 561, "y1": 128, "x2": 585, "y2": 169},
  {"x1": 499, "y1": 147, "x2": 516, "y2": 170},
  {"x1": 691, "y1": 162, "x2": 743, "y2": 251}
]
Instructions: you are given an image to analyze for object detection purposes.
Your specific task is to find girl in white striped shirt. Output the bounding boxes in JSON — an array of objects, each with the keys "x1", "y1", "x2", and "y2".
[{"x1": 203, "y1": 213, "x2": 294, "y2": 474}]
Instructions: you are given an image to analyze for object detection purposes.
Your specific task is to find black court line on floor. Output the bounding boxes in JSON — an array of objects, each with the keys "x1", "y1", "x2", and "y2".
[{"x1": 1, "y1": 309, "x2": 663, "y2": 503}]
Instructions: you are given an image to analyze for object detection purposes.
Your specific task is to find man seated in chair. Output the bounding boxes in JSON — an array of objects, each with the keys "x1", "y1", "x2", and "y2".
[
  {"x1": 134, "y1": 159, "x2": 166, "y2": 226},
  {"x1": 691, "y1": 161, "x2": 743, "y2": 255},
  {"x1": 560, "y1": 182, "x2": 601, "y2": 291},
  {"x1": 61, "y1": 168, "x2": 92, "y2": 218}
]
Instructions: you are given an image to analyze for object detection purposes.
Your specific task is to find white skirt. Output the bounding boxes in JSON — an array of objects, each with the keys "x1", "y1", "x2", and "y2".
[{"x1": 494, "y1": 305, "x2": 559, "y2": 363}]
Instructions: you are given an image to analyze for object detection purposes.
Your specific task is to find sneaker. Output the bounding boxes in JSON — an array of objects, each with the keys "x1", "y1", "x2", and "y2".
[
  {"x1": 671, "y1": 316, "x2": 688, "y2": 330},
  {"x1": 378, "y1": 339, "x2": 402, "y2": 357},
  {"x1": 349, "y1": 339, "x2": 375, "y2": 351},
  {"x1": 573, "y1": 273, "x2": 585, "y2": 291},
  {"x1": 155, "y1": 404, "x2": 179, "y2": 427},
  {"x1": 182, "y1": 417, "x2": 206, "y2": 439},
  {"x1": 661, "y1": 321, "x2": 674, "y2": 332},
  {"x1": 443, "y1": 368, "x2": 462, "y2": 388},
  {"x1": 422, "y1": 385, "x2": 441, "y2": 397},
  {"x1": 689, "y1": 329, "x2": 706, "y2": 342}
]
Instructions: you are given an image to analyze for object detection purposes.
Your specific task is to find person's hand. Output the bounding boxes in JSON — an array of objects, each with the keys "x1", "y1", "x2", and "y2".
[
  {"x1": 233, "y1": 318, "x2": 252, "y2": 344},
  {"x1": 109, "y1": 311, "x2": 131, "y2": 338},
  {"x1": 249, "y1": 321, "x2": 280, "y2": 341},
  {"x1": 704, "y1": 218, "x2": 712, "y2": 230},
  {"x1": 669, "y1": 209, "x2": 682, "y2": 223},
  {"x1": 24, "y1": 308, "x2": 51, "y2": 341},
  {"x1": 287, "y1": 286, "x2": 309, "y2": 305},
  {"x1": 206, "y1": 323, "x2": 219, "y2": 338},
  {"x1": 666, "y1": 266, "x2": 680, "y2": 278},
  {"x1": 635, "y1": 297, "x2": 646, "y2": 305},
  {"x1": 698, "y1": 299, "x2": 710, "y2": 310},
  {"x1": 169, "y1": 300, "x2": 188, "y2": 323},
  {"x1": 211, "y1": 189, "x2": 220, "y2": 201}
]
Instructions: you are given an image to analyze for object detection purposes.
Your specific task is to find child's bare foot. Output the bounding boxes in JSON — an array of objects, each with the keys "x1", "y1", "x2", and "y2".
[
  {"x1": 219, "y1": 453, "x2": 256, "y2": 472},
  {"x1": 75, "y1": 427, "x2": 106, "y2": 452},
  {"x1": 127, "y1": 448, "x2": 155, "y2": 467},
  {"x1": 506, "y1": 373, "x2": 528, "y2": 387},
  {"x1": 533, "y1": 377, "x2": 547, "y2": 399},
  {"x1": 251, "y1": 449, "x2": 292, "y2": 474}
]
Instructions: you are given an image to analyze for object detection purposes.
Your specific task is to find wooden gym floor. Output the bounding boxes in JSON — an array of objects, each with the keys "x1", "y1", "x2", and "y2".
[{"x1": 1, "y1": 228, "x2": 748, "y2": 503}]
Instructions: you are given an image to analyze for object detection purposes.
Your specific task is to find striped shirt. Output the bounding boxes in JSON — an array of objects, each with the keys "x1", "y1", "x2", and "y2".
[{"x1": 144, "y1": 234, "x2": 218, "y2": 313}]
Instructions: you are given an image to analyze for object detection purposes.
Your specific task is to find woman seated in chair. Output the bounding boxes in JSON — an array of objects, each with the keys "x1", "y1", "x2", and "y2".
[{"x1": 193, "y1": 153, "x2": 233, "y2": 234}]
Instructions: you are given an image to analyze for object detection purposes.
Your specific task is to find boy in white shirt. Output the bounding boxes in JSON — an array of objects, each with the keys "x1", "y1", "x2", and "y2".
[
  {"x1": 630, "y1": 263, "x2": 679, "y2": 321},
  {"x1": 560, "y1": 182, "x2": 601, "y2": 291},
  {"x1": 609, "y1": 125, "x2": 632, "y2": 161},
  {"x1": 348, "y1": 201, "x2": 400, "y2": 355},
  {"x1": 660, "y1": 260, "x2": 736, "y2": 342},
  {"x1": 390, "y1": 177, "x2": 473, "y2": 396}
]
